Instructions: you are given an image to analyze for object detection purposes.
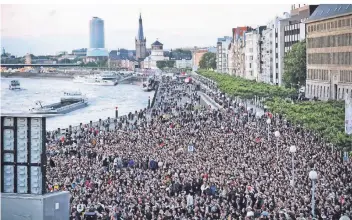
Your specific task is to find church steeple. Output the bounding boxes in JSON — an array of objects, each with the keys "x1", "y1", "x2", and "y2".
[
  {"x1": 135, "y1": 13, "x2": 147, "y2": 61},
  {"x1": 137, "y1": 13, "x2": 144, "y2": 41}
]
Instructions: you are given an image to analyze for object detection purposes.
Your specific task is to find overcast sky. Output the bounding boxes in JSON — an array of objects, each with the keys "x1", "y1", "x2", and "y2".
[{"x1": 1, "y1": 4, "x2": 291, "y2": 56}]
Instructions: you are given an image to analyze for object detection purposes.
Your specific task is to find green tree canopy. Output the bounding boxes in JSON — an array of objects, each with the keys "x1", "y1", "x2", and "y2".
[
  {"x1": 84, "y1": 62, "x2": 98, "y2": 67},
  {"x1": 265, "y1": 98, "x2": 352, "y2": 149},
  {"x1": 156, "y1": 60, "x2": 175, "y2": 69},
  {"x1": 166, "y1": 60, "x2": 175, "y2": 68},
  {"x1": 198, "y1": 70, "x2": 295, "y2": 99},
  {"x1": 199, "y1": 52, "x2": 216, "y2": 70},
  {"x1": 283, "y1": 40, "x2": 306, "y2": 89},
  {"x1": 156, "y1": 61, "x2": 166, "y2": 69},
  {"x1": 58, "y1": 58, "x2": 72, "y2": 64}
]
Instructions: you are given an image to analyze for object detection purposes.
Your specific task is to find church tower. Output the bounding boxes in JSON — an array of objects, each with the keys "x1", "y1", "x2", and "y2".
[{"x1": 135, "y1": 13, "x2": 147, "y2": 61}]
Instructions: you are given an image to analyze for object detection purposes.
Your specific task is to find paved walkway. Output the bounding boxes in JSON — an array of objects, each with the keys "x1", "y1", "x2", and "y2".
[
  {"x1": 198, "y1": 91, "x2": 222, "y2": 110},
  {"x1": 192, "y1": 72, "x2": 265, "y2": 116}
]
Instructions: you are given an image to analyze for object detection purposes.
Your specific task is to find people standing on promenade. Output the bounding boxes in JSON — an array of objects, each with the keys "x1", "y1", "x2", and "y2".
[{"x1": 46, "y1": 75, "x2": 351, "y2": 220}]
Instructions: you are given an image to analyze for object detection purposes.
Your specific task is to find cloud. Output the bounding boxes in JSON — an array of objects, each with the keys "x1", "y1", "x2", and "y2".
[{"x1": 48, "y1": 9, "x2": 56, "y2": 16}]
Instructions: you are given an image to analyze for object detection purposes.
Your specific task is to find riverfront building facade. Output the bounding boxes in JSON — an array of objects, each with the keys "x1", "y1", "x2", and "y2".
[
  {"x1": 143, "y1": 40, "x2": 169, "y2": 69},
  {"x1": 216, "y1": 36, "x2": 232, "y2": 73},
  {"x1": 305, "y1": 4, "x2": 352, "y2": 100}
]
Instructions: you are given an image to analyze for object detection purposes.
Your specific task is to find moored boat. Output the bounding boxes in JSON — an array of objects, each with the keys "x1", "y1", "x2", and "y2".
[
  {"x1": 142, "y1": 76, "x2": 156, "y2": 92},
  {"x1": 9, "y1": 80, "x2": 21, "y2": 90},
  {"x1": 73, "y1": 72, "x2": 118, "y2": 86},
  {"x1": 29, "y1": 91, "x2": 88, "y2": 115},
  {"x1": 73, "y1": 76, "x2": 87, "y2": 83}
]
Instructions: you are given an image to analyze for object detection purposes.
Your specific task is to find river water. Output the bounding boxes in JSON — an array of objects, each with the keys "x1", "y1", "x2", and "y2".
[{"x1": 1, "y1": 77, "x2": 154, "y2": 131}]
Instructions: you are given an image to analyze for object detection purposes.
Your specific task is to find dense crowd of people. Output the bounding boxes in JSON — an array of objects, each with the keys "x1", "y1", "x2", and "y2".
[{"x1": 46, "y1": 74, "x2": 351, "y2": 220}]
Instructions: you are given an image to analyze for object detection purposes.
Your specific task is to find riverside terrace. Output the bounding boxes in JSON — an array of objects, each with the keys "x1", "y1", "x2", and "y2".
[{"x1": 45, "y1": 77, "x2": 351, "y2": 219}]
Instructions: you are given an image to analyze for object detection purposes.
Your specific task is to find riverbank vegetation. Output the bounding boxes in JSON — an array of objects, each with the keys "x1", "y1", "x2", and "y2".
[
  {"x1": 266, "y1": 98, "x2": 351, "y2": 149},
  {"x1": 197, "y1": 70, "x2": 351, "y2": 149},
  {"x1": 198, "y1": 70, "x2": 295, "y2": 98}
]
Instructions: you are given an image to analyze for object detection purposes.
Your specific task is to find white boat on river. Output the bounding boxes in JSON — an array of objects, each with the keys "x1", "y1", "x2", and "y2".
[{"x1": 73, "y1": 72, "x2": 118, "y2": 86}]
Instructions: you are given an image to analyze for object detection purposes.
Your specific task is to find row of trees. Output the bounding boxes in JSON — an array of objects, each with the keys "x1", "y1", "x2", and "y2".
[
  {"x1": 198, "y1": 70, "x2": 295, "y2": 99},
  {"x1": 198, "y1": 69, "x2": 351, "y2": 149},
  {"x1": 156, "y1": 60, "x2": 176, "y2": 69},
  {"x1": 265, "y1": 98, "x2": 352, "y2": 149}
]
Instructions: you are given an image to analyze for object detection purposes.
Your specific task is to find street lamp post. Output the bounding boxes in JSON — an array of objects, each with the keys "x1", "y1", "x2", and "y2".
[
  {"x1": 266, "y1": 118, "x2": 271, "y2": 141},
  {"x1": 290, "y1": 145, "x2": 297, "y2": 189},
  {"x1": 309, "y1": 170, "x2": 318, "y2": 218},
  {"x1": 274, "y1": 131, "x2": 280, "y2": 162},
  {"x1": 247, "y1": 107, "x2": 251, "y2": 122}
]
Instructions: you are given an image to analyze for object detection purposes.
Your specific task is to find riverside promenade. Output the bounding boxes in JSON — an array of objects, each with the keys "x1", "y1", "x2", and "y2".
[
  {"x1": 44, "y1": 74, "x2": 352, "y2": 219},
  {"x1": 192, "y1": 71, "x2": 265, "y2": 117}
]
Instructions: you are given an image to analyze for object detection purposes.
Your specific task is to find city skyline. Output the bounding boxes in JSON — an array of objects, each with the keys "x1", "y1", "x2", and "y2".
[{"x1": 1, "y1": 4, "x2": 291, "y2": 56}]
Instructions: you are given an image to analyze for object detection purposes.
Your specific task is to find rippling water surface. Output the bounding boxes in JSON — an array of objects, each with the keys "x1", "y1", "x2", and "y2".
[{"x1": 1, "y1": 77, "x2": 154, "y2": 130}]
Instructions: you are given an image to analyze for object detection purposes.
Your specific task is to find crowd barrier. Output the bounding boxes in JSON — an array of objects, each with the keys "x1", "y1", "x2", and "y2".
[{"x1": 150, "y1": 82, "x2": 159, "y2": 108}]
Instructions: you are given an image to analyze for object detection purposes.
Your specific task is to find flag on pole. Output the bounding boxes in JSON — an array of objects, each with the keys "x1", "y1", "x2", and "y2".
[{"x1": 344, "y1": 92, "x2": 352, "y2": 135}]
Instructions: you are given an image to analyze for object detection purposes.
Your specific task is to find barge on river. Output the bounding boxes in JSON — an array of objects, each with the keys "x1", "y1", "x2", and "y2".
[
  {"x1": 29, "y1": 91, "x2": 88, "y2": 114},
  {"x1": 9, "y1": 80, "x2": 21, "y2": 90}
]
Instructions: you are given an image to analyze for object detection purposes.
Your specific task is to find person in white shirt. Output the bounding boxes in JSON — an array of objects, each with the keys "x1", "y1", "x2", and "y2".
[{"x1": 187, "y1": 193, "x2": 194, "y2": 208}]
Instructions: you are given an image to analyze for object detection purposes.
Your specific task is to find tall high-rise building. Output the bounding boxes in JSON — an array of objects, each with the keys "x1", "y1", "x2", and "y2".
[
  {"x1": 87, "y1": 17, "x2": 108, "y2": 58},
  {"x1": 135, "y1": 13, "x2": 147, "y2": 61},
  {"x1": 90, "y1": 17, "x2": 105, "y2": 48}
]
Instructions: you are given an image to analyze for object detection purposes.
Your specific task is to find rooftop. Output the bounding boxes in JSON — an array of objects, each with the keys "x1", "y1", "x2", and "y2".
[
  {"x1": 86, "y1": 48, "x2": 108, "y2": 57},
  {"x1": 217, "y1": 36, "x2": 232, "y2": 42},
  {"x1": 152, "y1": 40, "x2": 163, "y2": 46},
  {"x1": 306, "y1": 4, "x2": 352, "y2": 23}
]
